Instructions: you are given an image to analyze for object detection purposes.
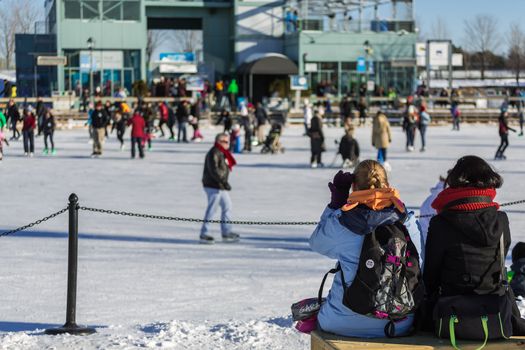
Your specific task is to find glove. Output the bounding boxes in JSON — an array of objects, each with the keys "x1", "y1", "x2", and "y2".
[{"x1": 328, "y1": 170, "x2": 354, "y2": 209}]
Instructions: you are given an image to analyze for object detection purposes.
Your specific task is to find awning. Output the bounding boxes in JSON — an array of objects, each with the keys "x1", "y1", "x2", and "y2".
[{"x1": 238, "y1": 53, "x2": 298, "y2": 75}]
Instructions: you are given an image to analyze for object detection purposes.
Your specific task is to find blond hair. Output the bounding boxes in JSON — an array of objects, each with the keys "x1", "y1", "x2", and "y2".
[{"x1": 353, "y1": 160, "x2": 389, "y2": 190}]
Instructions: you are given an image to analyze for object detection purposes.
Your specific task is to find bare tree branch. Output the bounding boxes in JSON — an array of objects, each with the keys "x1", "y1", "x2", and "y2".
[
  {"x1": 430, "y1": 17, "x2": 450, "y2": 40},
  {"x1": 507, "y1": 22, "x2": 525, "y2": 84},
  {"x1": 463, "y1": 14, "x2": 500, "y2": 80}
]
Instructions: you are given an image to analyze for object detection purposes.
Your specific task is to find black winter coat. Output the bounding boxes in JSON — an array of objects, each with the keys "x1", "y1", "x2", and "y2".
[
  {"x1": 424, "y1": 207, "x2": 511, "y2": 299},
  {"x1": 308, "y1": 116, "x2": 324, "y2": 155},
  {"x1": 42, "y1": 116, "x2": 55, "y2": 134},
  {"x1": 338, "y1": 135, "x2": 359, "y2": 161},
  {"x1": 202, "y1": 147, "x2": 231, "y2": 190},
  {"x1": 92, "y1": 109, "x2": 109, "y2": 128}
]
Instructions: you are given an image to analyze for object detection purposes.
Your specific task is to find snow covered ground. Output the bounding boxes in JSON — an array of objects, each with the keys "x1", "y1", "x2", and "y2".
[{"x1": 1, "y1": 122, "x2": 524, "y2": 349}]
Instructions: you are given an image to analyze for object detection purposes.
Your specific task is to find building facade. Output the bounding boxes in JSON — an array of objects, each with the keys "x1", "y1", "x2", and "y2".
[{"x1": 17, "y1": 0, "x2": 417, "y2": 98}]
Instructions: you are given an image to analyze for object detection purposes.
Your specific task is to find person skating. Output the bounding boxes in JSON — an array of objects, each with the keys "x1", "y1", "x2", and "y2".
[
  {"x1": 127, "y1": 111, "x2": 146, "y2": 159},
  {"x1": 42, "y1": 109, "x2": 56, "y2": 155},
  {"x1": 495, "y1": 111, "x2": 517, "y2": 160},
  {"x1": 35, "y1": 97, "x2": 46, "y2": 137},
  {"x1": 338, "y1": 125, "x2": 359, "y2": 168},
  {"x1": 239, "y1": 102, "x2": 252, "y2": 152},
  {"x1": 6, "y1": 99, "x2": 20, "y2": 141},
  {"x1": 200, "y1": 133, "x2": 239, "y2": 244},
  {"x1": 111, "y1": 110, "x2": 127, "y2": 150},
  {"x1": 450, "y1": 100, "x2": 461, "y2": 131},
  {"x1": 307, "y1": 112, "x2": 325, "y2": 168},
  {"x1": 303, "y1": 99, "x2": 313, "y2": 136},
  {"x1": 167, "y1": 102, "x2": 176, "y2": 141},
  {"x1": 255, "y1": 102, "x2": 268, "y2": 145},
  {"x1": 216, "y1": 108, "x2": 233, "y2": 133},
  {"x1": 104, "y1": 100, "x2": 114, "y2": 139},
  {"x1": 176, "y1": 100, "x2": 189, "y2": 143},
  {"x1": 91, "y1": 101, "x2": 109, "y2": 157},
  {"x1": 357, "y1": 96, "x2": 367, "y2": 126},
  {"x1": 190, "y1": 99, "x2": 203, "y2": 142},
  {"x1": 0, "y1": 109, "x2": 9, "y2": 161},
  {"x1": 158, "y1": 101, "x2": 169, "y2": 138},
  {"x1": 143, "y1": 103, "x2": 155, "y2": 151},
  {"x1": 402, "y1": 95, "x2": 418, "y2": 151},
  {"x1": 372, "y1": 111, "x2": 391, "y2": 171},
  {"x1": 418, "y1": 103, "x2": 431, "y2": 152},
  {"x1": 22, "y1": 107, "x2": 36, "y2": 157}
]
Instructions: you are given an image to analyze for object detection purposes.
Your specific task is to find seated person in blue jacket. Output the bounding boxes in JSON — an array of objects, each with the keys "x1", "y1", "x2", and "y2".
[{"x1": 309, "y1": 160, "x2": 424, "y2": 338}]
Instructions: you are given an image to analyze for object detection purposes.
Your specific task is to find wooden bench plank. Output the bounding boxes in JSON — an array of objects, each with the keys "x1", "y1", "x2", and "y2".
[{"x1": 311, "y1": 330, "x2": 525, "y2": 350}]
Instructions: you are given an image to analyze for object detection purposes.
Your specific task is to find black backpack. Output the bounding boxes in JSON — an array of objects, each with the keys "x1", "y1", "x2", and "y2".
[{"x1": 319, "y1": 220, "x2": 424, "y2": 337}]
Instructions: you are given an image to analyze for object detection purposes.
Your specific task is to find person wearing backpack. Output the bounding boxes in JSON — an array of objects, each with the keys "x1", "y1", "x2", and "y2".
[
  {"x1": 309, "y1": 160, "x2": 424, "y2": 338},
  {"x1": 423, "y1": 155, "x2": 525, "y2": 343}
]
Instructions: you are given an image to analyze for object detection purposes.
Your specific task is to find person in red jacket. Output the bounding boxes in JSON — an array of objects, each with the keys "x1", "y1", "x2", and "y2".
[
  {"x1": 127, "y1": 111, "x2": 146, "y2": 159},
  {"x1": 158, "y1": 102, "x2": 169, "y2": 138},
  {"x1": 22, "y1": 107, "x2": 36, "y2": 157}
]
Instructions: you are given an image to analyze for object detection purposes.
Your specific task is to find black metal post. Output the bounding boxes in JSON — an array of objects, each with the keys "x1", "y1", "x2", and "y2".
[{"x1": 45, "y1": 194, "x2": 96, "y2": 335}]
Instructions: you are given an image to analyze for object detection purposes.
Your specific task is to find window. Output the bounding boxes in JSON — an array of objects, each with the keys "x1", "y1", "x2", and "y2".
[
  {"x1": 64, "y1": 0, "x2": 81, "y2": 19},
  {"x1": 64, "y1": 0, "x2": 139, "y2": 21},
  {"x1": 122, "y1": 1, "x2": 140, "y2": 21}
]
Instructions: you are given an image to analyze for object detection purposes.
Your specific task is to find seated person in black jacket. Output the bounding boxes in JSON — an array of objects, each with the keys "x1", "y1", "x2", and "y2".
[
  {"x1": 423, "y1": 155, "x2": 525, "y2": 334},
  {"x1": 338, "y1": 125, "x2": 359, "y2": 168}
]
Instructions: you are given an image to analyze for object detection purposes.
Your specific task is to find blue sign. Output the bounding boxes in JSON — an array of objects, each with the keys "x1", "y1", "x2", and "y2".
[
  {"x1": 357, "y1": 57, "x2": 366, "y2": 73},
  {"x1": 290, "y1": 75, "x2": 308, "y2": 90},
  {"x1": 159, "y1": 52, "x2": 195, "y2": 63}
]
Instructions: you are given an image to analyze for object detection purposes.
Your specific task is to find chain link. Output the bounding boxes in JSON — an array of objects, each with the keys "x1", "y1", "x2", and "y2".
[
  {"x1": 79, "y1": 207, "x2": 319, "y2": 226},
  {"x1": 1, "y1": 199, "x2": 524, "y2": 238},
  {"x1": 0, "y1": 208, "x2": 68, "y2": 237}
]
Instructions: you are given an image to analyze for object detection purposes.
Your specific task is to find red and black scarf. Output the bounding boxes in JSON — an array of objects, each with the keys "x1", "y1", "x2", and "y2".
[
  {"x1": 431, "y1": 187, "x2": 499, "y2": 214},
  {"x1": 215, "y1": 142, "x2": 237, "y2": 171}
]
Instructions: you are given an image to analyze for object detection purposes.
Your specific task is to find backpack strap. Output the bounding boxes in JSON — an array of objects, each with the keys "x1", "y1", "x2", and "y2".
[
  {"x1": 318, "y1": 264, "x2": 341, "y2": 305},
  {"x1": 499, "y1": 234, "x2": 509, "y2": 290},
  {"x1": 442, "y1": 196, "x2": 493, "y2": 211}
]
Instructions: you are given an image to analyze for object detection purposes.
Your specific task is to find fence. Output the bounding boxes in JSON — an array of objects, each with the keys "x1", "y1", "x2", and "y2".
[{"x1": 1, "y1": 194, "x2": 524, "y2": 335}]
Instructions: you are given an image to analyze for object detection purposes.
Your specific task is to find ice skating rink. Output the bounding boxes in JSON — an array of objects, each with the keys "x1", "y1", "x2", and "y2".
[{"x1": 1, "y1": 123, "x2": 524, "y2": 349}]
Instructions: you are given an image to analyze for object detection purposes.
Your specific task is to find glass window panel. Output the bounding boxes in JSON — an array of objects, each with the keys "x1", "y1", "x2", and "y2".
[
  {"x1": 82, "y1": 1, "x2": 100, "y2": 20},
  {"x1": 122, "y1": 1, "x2": 140, "y2": 21},
  {"x1": 65, "y1": 0, "x2": 81, "y2": 19},
  {"x1": 103, "y1": 1, "x2": 121, "y2": 20}
]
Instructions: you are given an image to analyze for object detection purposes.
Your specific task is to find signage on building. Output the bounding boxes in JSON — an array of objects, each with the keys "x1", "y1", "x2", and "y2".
[
  {"x1": 416, "y1": 42, "x2": 463, "y2": 67},
  {"x1": 290, "y1": 75, "x2": 308, "y2": 90},
  {"x1": 80, "y1": 51, "x2": 124, "y2": 71},
  {"x1": 160, "y1": 52, "x2": 195, "y2": 63},
  {"x1": 391, "y1": 59, "x2": 416, "y2": 68},
  {"x1": 367, "y1": 80, "x2": 375, "y2": 92},
  {"x1": 357, "y1": 57, "x2": 366, "y2": 73},
  {"x1": 304, "y1": 63, "x2": 317, "y2": 73},
  {"x1": 186, "y1": 75, "x2": 205, "y2": 91},
  {"x1": 159, "y1": 63, "x2": 198, "y2": 74},
  {"x1": 37, "y1": 56, "x2": 67, "y2": 66}
]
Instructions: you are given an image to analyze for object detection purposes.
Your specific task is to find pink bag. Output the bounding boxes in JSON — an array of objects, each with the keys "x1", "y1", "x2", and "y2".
[{"x1": 295, "y1": 315, "x2": 318, "y2": 333}]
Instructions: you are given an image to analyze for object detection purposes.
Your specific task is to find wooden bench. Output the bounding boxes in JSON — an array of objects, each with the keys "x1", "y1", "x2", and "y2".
[{"x1": 311, "y1": 330, "x2": 525, "y2": 350}]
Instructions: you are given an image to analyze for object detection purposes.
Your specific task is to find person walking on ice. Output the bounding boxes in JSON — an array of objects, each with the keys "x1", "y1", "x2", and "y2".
[{"x1": 200, "y1": 133, "x2": 239, "y2": 244}]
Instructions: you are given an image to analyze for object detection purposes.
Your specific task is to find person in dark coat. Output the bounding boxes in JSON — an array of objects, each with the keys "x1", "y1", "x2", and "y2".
[
  {"x1": 216, "y1": 108, "x2": 233, "y2": 133},
  {"x1": 307, "y1": 113, "x2": 325, "y2": 168},
  {"x1": 91, "y1": 101, "x2": 109, "y2": 157},
  {"x1": 495, "y1": 111, "x2": 516, "y2": 160},
  {"x1": 35, "y1": 97, "x2": 46, "y2": 136},
  {"x1": 339, "y1": 96, "x2": 353, "y2": 127},
  {"x1": 255, "y1": 102, "x2": 268, "y2": 145},
  {"x1": 338, "y1": 125, "x2": 359, "y2": 168},
  {"x1": 42, "y1": 109, "x2": 56, "y2": 155},
  {"x1": 423, "y1": 155, "x2": 525, "y2": 334},
  {"x1": 111, "y1": 110, "x2": 127, "y2": 150},
  {"x1": 176, "y1": 100, "x2": 189, "y2": 143},
  {"x1": 200, "y1": 133, "x2": 239, "y2": 244},
  {"x1": 6, "y1": 99, "x2": 20, "y2": 140}
]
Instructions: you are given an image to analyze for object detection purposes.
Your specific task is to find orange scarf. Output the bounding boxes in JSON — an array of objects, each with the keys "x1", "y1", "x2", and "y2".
[{"x1": 341, "y1": 188, "x2": 405, "y2": 213}]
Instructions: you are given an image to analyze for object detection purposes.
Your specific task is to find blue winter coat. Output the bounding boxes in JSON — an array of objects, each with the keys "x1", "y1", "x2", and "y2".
[{"x1": 309, "y1": 205, "x2": 424, "y2": 338}]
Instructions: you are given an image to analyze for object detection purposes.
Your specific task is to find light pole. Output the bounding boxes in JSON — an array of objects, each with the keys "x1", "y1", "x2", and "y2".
[{"x1": 87, "y1": 37, "x2": 94, "y2": 99}]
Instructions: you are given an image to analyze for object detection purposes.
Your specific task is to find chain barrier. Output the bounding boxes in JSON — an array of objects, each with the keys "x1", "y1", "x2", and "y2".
[
  {"x1": 0, "y1": 208, "x2": 68, "y2": 237},
  {"x1": 78, "y1": 207, "x2": 319, "y2": 226},
  {"x1": 79, "y1": 199, "x2": 525, "y2": 226},
  {"x1": 2, "y1": 199, "x2": 525, "y2": 238}
]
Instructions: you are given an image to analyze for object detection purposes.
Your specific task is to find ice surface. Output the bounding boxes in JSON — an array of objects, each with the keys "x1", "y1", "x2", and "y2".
[{"x1": 0, "y1": 123, "x2": 524, "y2": 349}]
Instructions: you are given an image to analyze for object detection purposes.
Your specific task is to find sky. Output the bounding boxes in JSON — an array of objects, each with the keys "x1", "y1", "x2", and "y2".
[{"x1": 416, "y1": 0, "x2": 525, "y2": 53}]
